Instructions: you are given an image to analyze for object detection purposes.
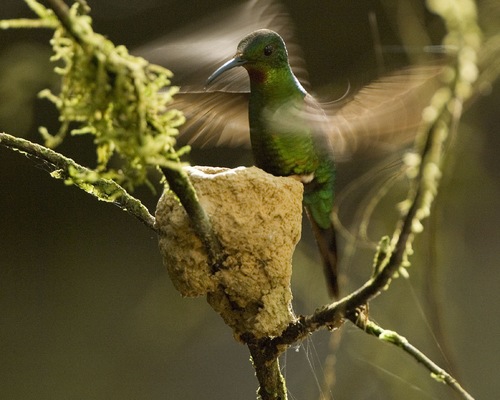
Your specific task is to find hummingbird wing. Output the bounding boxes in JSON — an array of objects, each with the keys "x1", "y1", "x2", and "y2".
[
  {"x1": 171, "y1": 64, "x2": 444, "y2": 155},
  {"x1": 133, "y1": 0, "x2": 310, "y2": 92},
  {"x1": 323, "y1": 65, "x2": 444, "y2": 160},
  {"x1": 172, "y1": 90, "x2": 251, "y2": 148},
  {"x1": 135, "y1": 0, "x2": 443, "y2": 156}
]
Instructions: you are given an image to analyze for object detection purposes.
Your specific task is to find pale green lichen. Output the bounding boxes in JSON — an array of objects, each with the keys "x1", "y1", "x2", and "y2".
[
  {"x1": 378, "y1": 329, "x2": 408, "y2": 346},
  {"x1": 372, "y1": 236, "x2": 391, "y2": 277},
  {"x1": 0, "y1": 0, "x2": 58, "y2": 30},
  {"x1": 382, "y1": 0, "x2": 482, "y2": 281},
  {"x1": 431, "y1": 371, "x2": 447, "y2": 383},
  {"x1": 1, "y1": 0, "x2": 187, "y2": 192}
]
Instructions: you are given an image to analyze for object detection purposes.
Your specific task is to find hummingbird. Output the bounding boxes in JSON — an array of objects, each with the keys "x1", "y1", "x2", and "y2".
[
  {"x1": 206, "y1": 29, "x2": 340, "y2": 297},
  {"x1": 135, "y1": 1, "x2": 443, "y2": 297}
]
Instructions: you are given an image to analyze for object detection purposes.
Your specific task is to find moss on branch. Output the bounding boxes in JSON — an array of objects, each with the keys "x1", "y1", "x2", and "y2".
[{"x1": 1, "y1": 0, "x2": 187, "y2": 192}]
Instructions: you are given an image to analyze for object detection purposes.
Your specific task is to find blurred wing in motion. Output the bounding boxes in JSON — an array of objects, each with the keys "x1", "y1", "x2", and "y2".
[
  {"x1": 172, "y1": 65, "x2": 444, "y2": 155},
  {"x1": 136, "y1": 1, "x2": 444, "y2": 158},
  {"x1": 324, "y1": 64, "x2": 444, "y2": 160},
  {"x1": 173, "y1": 91, "x2": 251, "y2": 148},
  {"x1": 134, "y1": 0, "x2": 310, "y2": 92}
]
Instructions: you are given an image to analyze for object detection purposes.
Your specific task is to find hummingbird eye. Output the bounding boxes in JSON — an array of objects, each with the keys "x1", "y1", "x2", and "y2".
[{"x1": 263, "y1": 45, "x2": 274, "y2": 56}]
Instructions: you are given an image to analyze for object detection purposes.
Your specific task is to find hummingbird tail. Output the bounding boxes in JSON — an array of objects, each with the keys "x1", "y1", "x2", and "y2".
[{"x1": 308, "y1": 216, "x2": 339, "y2": 298}]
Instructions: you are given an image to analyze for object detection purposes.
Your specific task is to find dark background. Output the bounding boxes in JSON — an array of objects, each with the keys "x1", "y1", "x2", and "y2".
[{"x1": 1, "y1": 1, "x2": 499, "y2": 399}]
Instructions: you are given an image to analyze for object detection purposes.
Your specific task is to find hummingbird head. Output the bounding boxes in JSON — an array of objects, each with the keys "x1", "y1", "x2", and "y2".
[
  {"x1": 207, "y1": 29, "x2": 290, "y2": 86},
  {"x1": 236, "y1": 29, "x2": 289, "y2": 68}
]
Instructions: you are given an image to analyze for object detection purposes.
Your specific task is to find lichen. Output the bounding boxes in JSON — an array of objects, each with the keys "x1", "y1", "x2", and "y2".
[{"x1": 1, "y1": 0, "x2": 187, "y2": 192}]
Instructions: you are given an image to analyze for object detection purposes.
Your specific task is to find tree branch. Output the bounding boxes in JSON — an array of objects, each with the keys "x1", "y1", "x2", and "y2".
[
  {"x1": 160, "y1": 166, "x2": 225, "y2": 269},
  {"x1": 248, "y1": 341, "x2": 287, "y2": 400},
  {"x1": 349, "y1": 310, "x2": 475, "y2": 400},
  {"x1": 0, "y1": 132, "x2": 156, "y2": 231},
  {"x1": 42, "y1": 0, "x2": 79, "y2": 40}
]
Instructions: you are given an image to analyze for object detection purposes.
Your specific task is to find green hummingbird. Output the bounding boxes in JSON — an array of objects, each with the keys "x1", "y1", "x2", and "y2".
[
  {"x1": 136, "y1": 1, "x2": 443, "y2": 297},
  {"x1": 206, "y1": 29, "x2": 341, "y2": 297}
]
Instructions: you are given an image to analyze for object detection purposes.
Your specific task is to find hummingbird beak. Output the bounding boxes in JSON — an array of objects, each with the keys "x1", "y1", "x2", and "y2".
[{"x1": 206, "y1": 55, "x2": 247, "y2": 86}]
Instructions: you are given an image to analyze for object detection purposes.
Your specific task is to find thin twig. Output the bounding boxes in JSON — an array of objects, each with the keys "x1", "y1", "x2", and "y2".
[
  {"x1": 160, "y1": 166, "x2": 225, "y2": 269},
  {"x1": 0, "y1": 132, "x2": 156, "y2": 231},
  {"x1": 349, "y1": 311, "x2": 475, "y2": 400},
  {"x1": 42, "y1": 0, "x2": 81, "y2": 42}
]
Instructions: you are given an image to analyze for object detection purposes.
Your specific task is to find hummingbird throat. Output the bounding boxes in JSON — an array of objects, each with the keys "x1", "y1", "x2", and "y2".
[{"x1": 248, "y1": 68, "x2": 266, "y2": 84}]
